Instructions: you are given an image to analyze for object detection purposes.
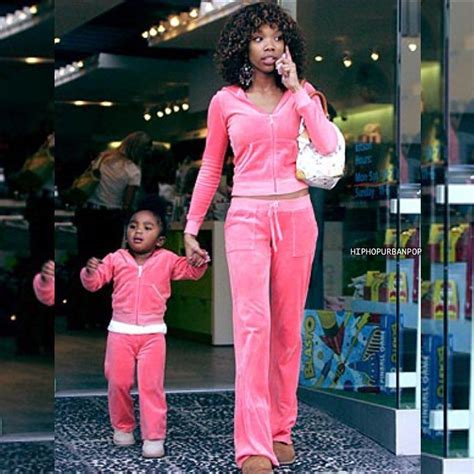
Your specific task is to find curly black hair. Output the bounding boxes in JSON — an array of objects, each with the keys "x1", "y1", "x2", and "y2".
[
  {"x1": 131, "y1": 196, "x2": 168, "y2": 237},
  {"x1": 215, "y1": 2, "x2": 306, "y2": 90}
]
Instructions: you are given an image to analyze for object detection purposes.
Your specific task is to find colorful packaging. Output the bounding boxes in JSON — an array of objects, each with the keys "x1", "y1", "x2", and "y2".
[
  {"x1": 364, "y1": 271, "x2": 381, "y2": 301},
  {"x1": 421, "y1": 281, "x2": 432, "y2": 319},
  {"x1": 387, "y1": 272, "x2": 408, "y2": 303},
  {"x1": 428, "y1": 224, "x2": 444, "y2": 263},
  {"x1": 432, "y1": 279, "x2": 458, "y2": 320},
  {"x1": 421, "y1": 334, "x2": 453, "y2": 439},
  {"x1": 300, "y1": 310, "x2": 402, "y2": 394}
]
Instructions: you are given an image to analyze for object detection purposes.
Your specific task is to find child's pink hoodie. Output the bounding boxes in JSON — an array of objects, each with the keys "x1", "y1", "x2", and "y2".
[
  {"x1": 33, "y1": 274, "x2": 55, "y2": 307},
  {"x1": 185, "y1": 81, "x2": 338, "y2": 236},
  {"x1": 80, "y1": 248, "x2": 207, "y2": 331}
]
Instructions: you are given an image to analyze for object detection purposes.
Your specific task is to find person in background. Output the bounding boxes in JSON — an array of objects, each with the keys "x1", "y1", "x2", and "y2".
[
  {"x1": 72, "y1": 131, "x2": 152, "y2": 329},
  {"x1": 33, "y1": 260, "x2": 55, "y2": 307}
]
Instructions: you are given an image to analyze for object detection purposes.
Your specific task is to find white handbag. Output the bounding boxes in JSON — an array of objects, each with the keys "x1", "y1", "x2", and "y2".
[{"x1": 296, "y1": 90, "x2": 345, "y2": 190}]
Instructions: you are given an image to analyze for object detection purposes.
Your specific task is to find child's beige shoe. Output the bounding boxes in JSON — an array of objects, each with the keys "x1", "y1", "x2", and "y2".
[
  {"x1": 273, "y1": 442, "x2": 296, "y2": 465},
  {"x1": 113, "y1": 429, "x2": 135, "y2": 446},
  {"x1": 142, "y1": 439, "x2": 165, "y2": 458},
  {"x1": 241, "y1": 455, "x2": 273, "y2": 473}
]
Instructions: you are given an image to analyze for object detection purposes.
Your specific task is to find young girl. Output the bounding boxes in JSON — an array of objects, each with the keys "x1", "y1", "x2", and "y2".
[
  {"x1": 80, "y1": 206, "x2": 208, "y2": 458},
  {"x1": 33, "y1": 260, "x2": 55, "y2": 307}
]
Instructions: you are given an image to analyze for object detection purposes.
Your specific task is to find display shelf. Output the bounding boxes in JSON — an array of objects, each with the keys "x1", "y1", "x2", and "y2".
[
  {"x1": 351, "y1": 300, "x2": 418, "y2": 329},
  {"x1": 166, "y1": 221, "x2": 233, "y2": 345},
  {"x1": 436, "y1": 184, "x2": 474, "y2": 205}
]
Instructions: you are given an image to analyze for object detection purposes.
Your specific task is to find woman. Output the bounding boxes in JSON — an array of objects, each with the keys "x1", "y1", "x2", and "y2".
[
  {"x1": 73, "y1": 131, "x2": 152, "y2": 328},
  {"x1": 183, "y1": 3, "x2": 337, "y2": 473}
]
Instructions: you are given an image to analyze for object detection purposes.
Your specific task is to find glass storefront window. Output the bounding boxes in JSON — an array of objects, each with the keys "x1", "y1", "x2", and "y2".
[
  {"x1": 422, "y1": 0, "x2": 474, "y2": 462},
  {"x1": 297, "y1": 0, "x2": 420, "y2": 412}
]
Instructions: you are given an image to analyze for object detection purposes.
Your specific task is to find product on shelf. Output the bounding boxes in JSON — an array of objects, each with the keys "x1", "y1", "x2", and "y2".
[
  {"x1": 429, "y1": 223, "x2": 471, "y2": 264},
  {"x1": 300, "y1": 310, "x2": 402, "y2": 394},
  {"x1": 428, "y1": 224, "x2": 444, "y2": 262},
  {"x1": 363, "y1": 271, "x2": 408, "y2": 303},
  {"x1": 385, "y1": 227, "x2": 420, "y2": 302},
  {"x1": 421, "y1": 333, "x2": 453, "y2": 439},
  {"x1": 426, "y1": 222, "x2": 472, "y2": 320},
  {"x1": 421, "y1": 279, "x2": 459, "y2": 320}
]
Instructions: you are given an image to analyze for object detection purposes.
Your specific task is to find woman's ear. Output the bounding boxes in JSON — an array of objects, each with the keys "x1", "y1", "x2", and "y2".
[{"x1": 156, "y1": 236, "x2": 166, "y2": 248}]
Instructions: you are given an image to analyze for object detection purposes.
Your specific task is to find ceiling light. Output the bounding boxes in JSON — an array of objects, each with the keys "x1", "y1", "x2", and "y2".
[
  {"x1": 165, "y1": 107, "x2": 172, "y2": 115},
  {"x1": 142, "y1": 31, "x2": 149, "y2": 39},
  {"x1": 314, "y1": 55, "x2": 323, "y2": 62},
  {"x1": 190, "y1": 8, "x2": 199, "y2": 18},
  {"x1": 100, "y1": 101, "x2": 113, "y2": 107},
  {"x1": 54, "y1": 37, "x2": 61, "y2": 44},
  {"x1": 62, "y1": 299, "x2": 67, "y2": 304},
  {"x1": 182, "y1": 103, "x2": 190, "y2": 111},
  {"x1": 76, "y1": 61, "x2": 84, "y2": 68},
  {"x1": 158, "y1": 24, "x2": 166, "y2": 34},
  {"x1": 10, "y1": 315, "x2": 16, "y2": 321},
  {"x1": 29, "y1": 5, "x2": 38, "y2": 15},
  {"x1": 74, "y1": 100, "x2": 86, "y2": 106},
  {"x1": 109, "y1": 141, "x2": 122, "y2": 149},
  {"x1": 173, "y1": 105, "x2": 180, "y2": 112},
  {"x1": 157, "y1": 111, "x2": 164, "y2": 118},
  {"x1": 408, "y1": 43, "x2": 417, "y2": 52},
  {"x1": 24, "y1": 57, "x2": 42, "y2": 64},
  {"x1": 343, "y1": 57, "x2": 352, "y2": 68},
  {"x1": 169, "y1": 16, "x2": 180, "y2": 27},
  {"x1": 144, "y1": 112, "x2": 152, "y2": 121},
  {"x1": 149, "y1": 27, "x2": 158, "y2": 37},
  {"x1": 371, "y1": 51, "x2": 380, "y2": 61}
]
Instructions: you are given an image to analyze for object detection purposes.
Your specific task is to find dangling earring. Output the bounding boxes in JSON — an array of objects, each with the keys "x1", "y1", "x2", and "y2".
[{"x1": 239, "y1": 60, "x2": 253, "y2": 88}]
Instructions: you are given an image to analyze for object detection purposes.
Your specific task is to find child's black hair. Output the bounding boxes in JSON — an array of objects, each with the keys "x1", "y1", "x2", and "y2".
[{"x1": 132, "y1": 196, "x2": 168, "y2": 237}]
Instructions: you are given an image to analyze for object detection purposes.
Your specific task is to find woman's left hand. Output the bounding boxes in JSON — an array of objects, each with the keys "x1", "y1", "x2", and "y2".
[{"x1": 276, "y1": 46, "x2": 302, "y2": 93}]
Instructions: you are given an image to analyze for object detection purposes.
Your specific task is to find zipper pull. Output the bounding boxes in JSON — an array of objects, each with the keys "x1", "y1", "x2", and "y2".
[{"x1": 138, "y1": 266, "x2": 143, "y2": 277}]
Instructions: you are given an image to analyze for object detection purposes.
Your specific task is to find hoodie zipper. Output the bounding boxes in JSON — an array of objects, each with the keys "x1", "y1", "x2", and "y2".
[
  {"x1": 135, "y1": 265, "x2": 143, "y2": 325},
  {"x1": 269, "y1": 114, "x2": 277, "y2": 193}
]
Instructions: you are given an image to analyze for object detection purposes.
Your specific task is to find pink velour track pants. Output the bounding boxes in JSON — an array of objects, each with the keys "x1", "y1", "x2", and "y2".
[
  {"x1": 224, "y1": 194, "x2": 318, "y2": 468},
  {"x1": 104, "y1": 332, "x2": 167, "y2": 440}
]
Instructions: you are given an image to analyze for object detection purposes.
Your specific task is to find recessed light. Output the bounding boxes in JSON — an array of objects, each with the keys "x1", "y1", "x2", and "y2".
[{"x1": 169, "y1": 16, "x2": 180, "y2": 27}]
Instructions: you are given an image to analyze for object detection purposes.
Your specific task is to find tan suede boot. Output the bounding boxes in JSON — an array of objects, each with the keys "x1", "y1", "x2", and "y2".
[
  {"x1": 241, "y1": 455, "x2": 273, "y2": 474},
  {"x1": 273, "y1": 442, "x2": 296, "y2": 465}
]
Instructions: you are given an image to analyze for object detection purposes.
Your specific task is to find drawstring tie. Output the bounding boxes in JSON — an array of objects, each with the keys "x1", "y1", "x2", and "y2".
[{"x1": 268, "y1": 202, "x2": 283, "y2": 252}]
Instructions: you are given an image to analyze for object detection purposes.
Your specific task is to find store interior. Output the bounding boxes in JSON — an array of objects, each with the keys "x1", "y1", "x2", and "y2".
[
  {"x1": 51, "y1": 0, "x2": 422, "y2": 471},
  {"x1": 0, "y1": 0, "x2": 54, "y2": 439},
  {"x1": 2, "y1": 0, "x2": 472, "y2": 472}
]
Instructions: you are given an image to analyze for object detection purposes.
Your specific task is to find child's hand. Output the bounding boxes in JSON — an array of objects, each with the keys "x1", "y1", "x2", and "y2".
[
  {"x1": 41, "y1": 260, "x2": 55, "y2": 281},
  {"x1": 86, "y1": 257, "x2": 102, "y2": 273}
]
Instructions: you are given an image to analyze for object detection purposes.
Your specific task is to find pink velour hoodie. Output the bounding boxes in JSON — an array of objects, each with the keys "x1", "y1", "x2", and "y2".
[
  {"x1": 33, "y1": 273, "x2": 55, "y2": 307},
  {"x1": 80, "y1": 248, "x2": 207, "y2": 327},
  {"x1": 185, "y1": 81, "x2": 338, "y2": 236}
]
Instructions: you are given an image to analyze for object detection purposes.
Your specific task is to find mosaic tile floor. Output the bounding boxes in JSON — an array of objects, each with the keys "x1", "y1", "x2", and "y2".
[
  {"x1": 0, "y1": 441, "x2": 53, "y2": 473},
  {"x1": 54, "y1": 391, "x2": 420, "y2": 473}
]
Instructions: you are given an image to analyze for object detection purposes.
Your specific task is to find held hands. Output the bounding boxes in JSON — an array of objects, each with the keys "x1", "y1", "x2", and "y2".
[
  {"x1": 41, "y1": 260, "x2": 55, "y2": 282},
  {"x1": 184, "y1": 233, "x2": 211, "y2": 268},
  {"x1": 275, "y1": 46, "x2": 302, "y2": 93},
  {"x1": 86, "y1": 257, "x2": 103, "y2": 274}
]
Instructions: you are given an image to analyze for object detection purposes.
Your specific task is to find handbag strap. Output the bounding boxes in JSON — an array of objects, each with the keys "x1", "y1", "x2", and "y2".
[{"x1": 309, "y1": 90, "x2": 330, "y2": 119}]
